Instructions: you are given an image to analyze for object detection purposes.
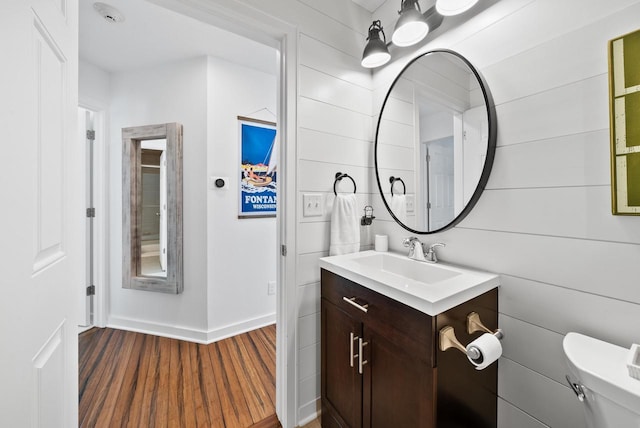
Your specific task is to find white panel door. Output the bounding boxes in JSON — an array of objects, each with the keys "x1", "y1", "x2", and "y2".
[
  {"x1": 427, "y1": 137, "x2": 455, "y2": 230},
  {"x1": 0, "y1": 1, "x2": 81, "y2": 427}
]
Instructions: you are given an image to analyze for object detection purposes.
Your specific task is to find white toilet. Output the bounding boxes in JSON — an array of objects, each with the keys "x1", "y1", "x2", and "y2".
[{"x1": 563, "y1": 332, "x2": 640, "y2": 428}]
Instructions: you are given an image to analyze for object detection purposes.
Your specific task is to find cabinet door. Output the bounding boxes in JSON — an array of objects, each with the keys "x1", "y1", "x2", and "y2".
[
  {"x1": 363, "y1": 325, "x2": 435, "y2": 428},
  {"x1": 322, "y1": 300, "x2": 363, "y2": 427}
]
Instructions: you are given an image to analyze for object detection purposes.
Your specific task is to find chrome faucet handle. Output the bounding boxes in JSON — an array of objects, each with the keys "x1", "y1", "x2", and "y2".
[
  {"x1": 403, "y1": 237, "x2": 427, "y2": 261},
  {"x1": 428, "y1": 242, "x2": 445, "y2": 251},
  {"x1": 402, "y1": 237, "x2": 420, "y2": 247},
  {"x1": 426, "y1": 242, "x2": 446, "y2": 263}
]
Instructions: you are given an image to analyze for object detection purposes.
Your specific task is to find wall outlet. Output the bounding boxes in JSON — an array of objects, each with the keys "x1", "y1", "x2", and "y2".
[
  {"x1": 268, "y1": 280, "x2": 276, "y2": 295},
  {"x1": 303, "y1": 193, "x2": 323, "y2": 217}
]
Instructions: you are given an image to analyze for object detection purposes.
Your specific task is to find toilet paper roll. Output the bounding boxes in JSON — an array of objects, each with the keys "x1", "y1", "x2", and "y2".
[
  {"x1": 466, "y1": 333, "x2": 502, "y2": 370},
  {"x1": 374, "y1": 234, "x2": 388, "y2": 252}
]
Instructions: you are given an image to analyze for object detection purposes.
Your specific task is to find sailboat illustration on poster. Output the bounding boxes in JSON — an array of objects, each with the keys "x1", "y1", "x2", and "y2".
[{"x1": 238, "y1": 117, "x2": 277, "y2": 217}]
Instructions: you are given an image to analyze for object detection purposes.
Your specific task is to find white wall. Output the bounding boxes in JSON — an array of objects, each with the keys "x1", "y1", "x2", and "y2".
[
  {"x1": 206, "y1": 56, "x2": 278, "y2": 340},
  {"x1": 372, "y1": 1, "x2": 640, "y2": 427},
  {"x1": 107, "y1": 57, "x2": 210, "y2": 338},
  {"x1": 79, "y1": 60, "x2": 110, "y2": 108}
]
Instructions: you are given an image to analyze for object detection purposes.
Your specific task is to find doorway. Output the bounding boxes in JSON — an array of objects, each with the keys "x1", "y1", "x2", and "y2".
[
  {"x1": 79, "y1": 0, "x2": 296, "y2": 426},
  {"x1": 79, "y1": 105, "x2": 108, "y2": 330}
]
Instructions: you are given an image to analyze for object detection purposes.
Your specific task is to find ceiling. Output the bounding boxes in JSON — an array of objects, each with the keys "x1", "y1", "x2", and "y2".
[
  {"x1": 351, "y1": 0, "x2": 387, "y2": 12},
  {"x1": 79, "y1": 0, "x2": 277, "y2": 75}
]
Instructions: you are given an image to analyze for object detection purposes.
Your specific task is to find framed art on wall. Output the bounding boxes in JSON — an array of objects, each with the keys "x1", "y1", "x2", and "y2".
[
  {"x1": 238, "y1": 116, "x2": 277, "y2": 218},
  {"x1": 609, "y1": 28, "x2": 640, "y2": 215}
]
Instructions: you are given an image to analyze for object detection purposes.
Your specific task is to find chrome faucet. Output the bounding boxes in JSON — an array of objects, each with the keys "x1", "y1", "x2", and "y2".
[
  {"x1": 402, "y1": 238, "x2": 446, "y2": 263},
  {"x1": 425, "y1": 242, "x2": 446, "y2": 263},
  {"x1": 403, "y1": 237, "x2": 426, "y2": 261}
]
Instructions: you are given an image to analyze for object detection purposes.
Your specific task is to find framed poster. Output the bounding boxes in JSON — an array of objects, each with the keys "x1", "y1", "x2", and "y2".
[
  {"x1": 609, "y1": 29, "x2": 640, "y2": 214},
  {"x1": 238, "y1": 116, "x2": 277, "y2": 218}
]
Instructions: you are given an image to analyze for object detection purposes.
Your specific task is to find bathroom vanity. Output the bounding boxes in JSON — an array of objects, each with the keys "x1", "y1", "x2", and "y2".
[
  {"x1": 320, "y1": 44, "x2": 503, "y2": 427},
  {"x1": 319, "y1": 251, "x2": 500, "y2": 428}
]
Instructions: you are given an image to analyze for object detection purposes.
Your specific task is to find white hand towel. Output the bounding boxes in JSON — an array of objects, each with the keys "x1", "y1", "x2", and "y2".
[
  {"x1": 390, "y1": 194, "x2": 407, "y2": 224},
  {"x1": 330, "y1": 194, "x2": 360, "y2": 256}
]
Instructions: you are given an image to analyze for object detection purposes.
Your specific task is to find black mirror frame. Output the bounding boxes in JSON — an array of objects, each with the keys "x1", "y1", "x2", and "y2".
[{"x1": 374, "y1": 49, "x2": 497, "y2": 234}]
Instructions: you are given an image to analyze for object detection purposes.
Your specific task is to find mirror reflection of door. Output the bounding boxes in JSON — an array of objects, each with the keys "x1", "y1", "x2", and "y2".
[
  {"x1": 424, "y1": 138, "x2": 454, "y2": 231},
  {"x1": 140, "y1": 139, "x2": 167, "y2": 278},
  {"x1": 417, "y1": 99, "x2": 456, "y2": 231}
]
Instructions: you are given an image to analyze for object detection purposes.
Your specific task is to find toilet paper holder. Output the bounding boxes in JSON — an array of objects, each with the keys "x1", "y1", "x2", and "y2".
[
  {"x1": 439, "y1": 311, "x2": 504, "y2": 357},
  {"x1": 467, "y1": 312, "x2": 504, "y2": 340}
]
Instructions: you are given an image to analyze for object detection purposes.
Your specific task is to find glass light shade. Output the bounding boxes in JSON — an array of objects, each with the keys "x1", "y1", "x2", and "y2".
[
  {"x1": 392, "y1": 7, "x2": 429, "y2": 47},
  {"x1": 436, "y1": 0, "x2": 479, "y2": 16}
]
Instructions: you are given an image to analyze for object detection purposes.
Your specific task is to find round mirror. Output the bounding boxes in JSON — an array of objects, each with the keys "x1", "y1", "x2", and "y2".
[{"x1": 375, "y1": 49, "x2": 497, "y2": 234}]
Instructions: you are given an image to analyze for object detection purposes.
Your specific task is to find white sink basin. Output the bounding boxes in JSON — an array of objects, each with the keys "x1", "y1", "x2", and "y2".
[
  {"x1": 319, "y1": 250, "x2": 500, "y2": 316},
  {"x1": 351, "y1": 253, "x2": 461, "y2": 284}
]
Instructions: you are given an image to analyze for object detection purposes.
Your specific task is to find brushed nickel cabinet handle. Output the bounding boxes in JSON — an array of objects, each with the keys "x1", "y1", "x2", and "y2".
[
  {"x1": 358, "y1": 338, "x2": 369, "y2": 374},
  {"x1": 349, "y1": 332, "x2": 359, "y2": 368},
  {"x1": 343, "y1": 297, "x2": 369, "y2": 313}
]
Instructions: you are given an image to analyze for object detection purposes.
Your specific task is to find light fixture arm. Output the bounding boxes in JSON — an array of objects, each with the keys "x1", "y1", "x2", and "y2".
[
  {"x1": 398, "y1": 0, "x2": 422, "y2": 15},
  {"x1": 367, "y1": 20, "x2": 386, "y2": 43},
  {"x1": 421, "y1": 6, "x2": 444, "y2": 34}
]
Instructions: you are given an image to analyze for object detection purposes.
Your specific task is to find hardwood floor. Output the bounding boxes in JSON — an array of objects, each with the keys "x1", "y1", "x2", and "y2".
[
  {"x1": 79, "y1": 325, "x2": 279, "y2": 428},
  {"x1": 299, "y1": 419, "x2": 321, "y2": 428}
]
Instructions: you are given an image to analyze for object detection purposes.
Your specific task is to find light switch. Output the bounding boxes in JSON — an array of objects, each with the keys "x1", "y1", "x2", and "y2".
[
  {"x1": 303, "y1": 193, "x2": 323, "y2": 217},
  {"x1": 406, "y1": 195, "x2": 415, "y2": 213}
]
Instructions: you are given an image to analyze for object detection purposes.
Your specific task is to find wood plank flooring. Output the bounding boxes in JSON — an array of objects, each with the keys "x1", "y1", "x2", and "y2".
[{"x1": 79, "y1": 325, "x2": 279, "y2": 428}]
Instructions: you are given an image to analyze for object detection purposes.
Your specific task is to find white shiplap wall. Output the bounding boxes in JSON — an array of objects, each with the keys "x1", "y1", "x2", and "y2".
[
  {"x1": 295, "y1": 19, "x2": 375, "y2": 426},
  {"x1": 372, "y1": 1, "x2": 640, "y2": 427},
  {"x1": 233, "y1": 0, "x2": 375, "y2": 423}
]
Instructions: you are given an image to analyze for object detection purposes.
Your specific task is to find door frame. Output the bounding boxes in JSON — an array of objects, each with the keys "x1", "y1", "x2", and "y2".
[
  {"x1": 146, "y1": 1, "x2": 298, "y2": 426},
  {"x1": 78, "y1": 102, "x2": 110, "y2": 329}
]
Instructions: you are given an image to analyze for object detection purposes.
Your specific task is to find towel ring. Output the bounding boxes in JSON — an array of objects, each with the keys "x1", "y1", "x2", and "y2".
[
  {"x1": 334, "y1": 172, "x2": 357, "y2": 195},
  {"x1": 389, "y1": 176, "x2": 406, "y2": 196}
]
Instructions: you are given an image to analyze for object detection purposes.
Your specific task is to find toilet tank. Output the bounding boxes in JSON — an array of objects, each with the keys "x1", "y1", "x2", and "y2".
[{"x1": 563, "y1": 332, "x2": 640, "y2": 428}]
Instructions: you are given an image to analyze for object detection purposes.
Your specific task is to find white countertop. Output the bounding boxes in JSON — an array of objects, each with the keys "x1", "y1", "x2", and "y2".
[{"x1": 319, "y1": 250, "x2": 500, "y2": 316}]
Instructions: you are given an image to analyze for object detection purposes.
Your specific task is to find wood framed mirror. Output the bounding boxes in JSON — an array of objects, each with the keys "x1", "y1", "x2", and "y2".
[{"x1": 122, "y1": 123, "x2": 183, "y2": 294}]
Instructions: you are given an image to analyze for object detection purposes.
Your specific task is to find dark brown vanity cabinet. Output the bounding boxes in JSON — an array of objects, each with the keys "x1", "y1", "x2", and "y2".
[{"x1": 321, "y1": 269, "x2": 498, "y2": 428}]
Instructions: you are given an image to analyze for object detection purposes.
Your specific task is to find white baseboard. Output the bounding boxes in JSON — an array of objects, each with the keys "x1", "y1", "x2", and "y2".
[
  {"x1": 206, "y1": 313, "x2": 276, "y2": 343},
  {"x1": 297, "y1": 399, "x2": 320, "y2": 427},
  {"x1": 107, "y1": 315, "x2": 210, "y2": 343},
  {"x1": 107, "y1": 313, "x2": 276, "y2": 344}
]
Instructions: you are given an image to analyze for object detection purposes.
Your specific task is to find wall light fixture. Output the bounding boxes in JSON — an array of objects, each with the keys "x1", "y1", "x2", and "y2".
[
  {"x1": 392, "y1": 0, "x2": 429, "y2": 47},
  {"x1": 361, "y1": 0, "x2": 479, "y2": 68},
  {"x1": 361, "y1": 20, "x2": 392, "y2": 68}
]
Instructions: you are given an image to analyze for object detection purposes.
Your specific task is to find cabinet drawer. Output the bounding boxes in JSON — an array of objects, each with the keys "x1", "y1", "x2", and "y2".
[{"x1": 321, "y1": 269, "x2": 434, "y2": 363}]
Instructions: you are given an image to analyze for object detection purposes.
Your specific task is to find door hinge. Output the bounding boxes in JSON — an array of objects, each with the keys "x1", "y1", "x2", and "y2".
[
  {"x1": 86, "y1": 285, "x2": 96, "y2": 296},
  {"x1": 86, "y1": 130, "x2": 96, "y2": 140},
  {"x1": 86, "y1": 207, "x2": 96, "y2": 218},
  {"x1": 427, "y1": 202, "x2": 432, "y2": 209},
  {"x1": 281, "y1": 244, "x2": 287, "y2": 256}
]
